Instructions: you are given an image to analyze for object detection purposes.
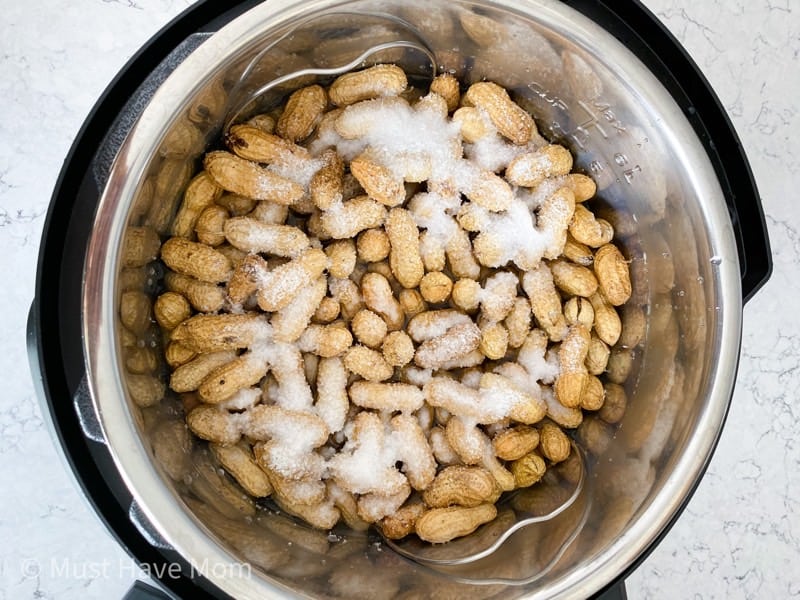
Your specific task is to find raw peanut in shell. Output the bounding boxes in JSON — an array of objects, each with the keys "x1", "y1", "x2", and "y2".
[
  {"x1": 349, "y1": 381, "x2": 424, "y2": 413},
  {"x1": 555, "y1": 324, "x2": 592, "y2": 409},
  {"x1": 310, "y1": 148, "x2": 344, "y2": 210},
  {"x1": 325, "y1": 239, "x2": 357, "y2": 279},
  {"x1": 160, "y1": 237, "x2": 232, "y2": 284},
  {"x1": 361, "y1": 272, "x2": 405, "y2": 330},
  {"x1": 127, "y1": 373, "x2": 165, "y2": 408},
  {"x1": 210, "y1": 443, "x2": 273, "y2": 498},
  {"x1": 422, "y1": 466, "x2": 501, "y2": 508},
  {"x1": 505, "y1": 297, "x2": 532, "y2": 348},
  {"x1": 187, "y1": 406, "x2": 241, "y2": 445},
  {"x1": 566, "y1": 173, "x2": 597, "y2": 202},
  {"x1": 563, "y1": 296, "x2": 595, "y2": 329},
  {"x1": 563, "y1": 234, "x2": 595, "y2": 267},
  {"x1": 125, "y1": 349, "x2": 156, "y2": 379},
  {"x1": 276, "y1": 84, "x2": 327, "y2": 143},
  {"x1": 223, "y1": 217, "x2": 310, "y2": 257},
  {"x1": 320, "y1": 196, "x2": 388, "y2": 239},
  {"x1": 580, "y1": 375, "x2": 605, "y2": 411},
  {"x1": 169, "y1": 350, "x2": 236, "y2": 393},
  {"x1": 343, "y1": 345, "x2": 394, "y2": 382},
  {"x1": 122, "y1": 226, "x2": 161, "y2": 268},
  {"x1": 271, "y1": 276, "x2": 328, "y2": 343},
  {"x1": 164, "y1": 342, "x2": 196, "y2": 368},
  {"x1": 419, "y1": 271, "x2": 453, "y2": 304},
  {"x1": 350, "y1": 153, "x2": 406, "y2": 207},
  {"x1": 225, "y1": 124, "x2": 310, "y2": 163},
  {"x1": 415, "y1": 503, "x2": 498, "y2": 544},
  {"x1": 154, "y1": 292, "x2": 191, "y2": 331},
  {"x1": 430, "y1": 73, "x2": 461, "y2": 112},
  {"x1": 414, "y1": 321, "x2": 482, "y2": 369},
  {"x1": 589, "y1": 290, "x2": 622, "y2": 347},
  {"x1": 381, "y1": 330, "x2": 415, "y2": 367},
  {"x1": 586, "y1": 333, "x2": 611, "y2": 375},
  {"x1": 204, "y1": 151, "x2": 304, "y2": 204},
  {"x1": 462, "y1": 169, "x2": 514, "y2": 212},
  {"x1": 599, "y1": 382, "x2": 628, "y2": 424},
  {"x1": 197, "y1": 352, "x2": 269, "y2": 404},
  {"x1": 463, "y1": 81, "x2": 533, "y2": 145},
  {"x1": 479, "y1": 321, "x2": 509, "y2": 360},
  {"x1": 171, "y1": 313, "x2": 269, "y2": 353},
  {"x1": 506, "y1": 145, "x2": 574, "y2": 188},
  {"x1": 522, "y1": 264, "x2": 567, "y2": 342},
  {"x1": 550, "y1": 259, "x2": 598, "y2": 298},
  {"x1": 492, "y1": 425, "x2": 540, "y2": 461},
  {"x1": 165, "y1": 271, "x2": 226, "y2": 314},
  {"x1": 538, "y1": 423, "x2": 572, "y2": 463},
  {"x1": 297, "y1": 323, "x2": 354, "y2": 358},
  {"x1": 385, "y1": 208, "x2": 425, "y2": 288},
  {"x1": 328, "y1": 64, "x2": 407, "y2": 106},
  {"x1": 511, "y1": 452, "x2": 547, "y2": 488},
  {"x1": 594, "y1": 243, "x2": 632, "y2": 306},
  {"x1": 356, "y1": 228, "x2": 390, "y2": 263},
  {"x1": 569, "y1": 204, "x2": 614, "y2": 248},
  {"x1": 350, "y1": 309, "x2": 388, "y2": 348},
  {"x1": 398, "y1": 288, "x2": 427, "y2": 319},
  {"x1": 379, "y1": 500, "x2": 425, "y2": 540},
  {"x1": 195, "y1": 205, "x2": 229, "y2": 247},
  {"x1": 453, "y1": 106, "x2": 493, "y2": 143},
  {"x1": 255, "y1": 248, "x2": 328, "y2": 312},
  {"x1": 120, "y1": 291, "x2": 152, "y2": 335},
  {"x1": 170, "y1": 172, "x2": 223, "y2": 239}
]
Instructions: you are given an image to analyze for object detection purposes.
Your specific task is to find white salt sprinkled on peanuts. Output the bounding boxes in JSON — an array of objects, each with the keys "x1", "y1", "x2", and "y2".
[{"x1": 161, "y1": 64, "x2": 635, "y2": 542}]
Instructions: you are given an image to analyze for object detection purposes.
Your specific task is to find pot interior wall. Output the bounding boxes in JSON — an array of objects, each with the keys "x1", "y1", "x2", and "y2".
[{"x1": 109, "y1": 1, "x2": 731, "y2": 597}]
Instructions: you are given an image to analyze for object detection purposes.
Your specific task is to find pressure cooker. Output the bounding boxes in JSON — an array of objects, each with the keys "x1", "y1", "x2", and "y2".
[{"x1": 27, "y1": 0, "x2": 772, "y2": 598}]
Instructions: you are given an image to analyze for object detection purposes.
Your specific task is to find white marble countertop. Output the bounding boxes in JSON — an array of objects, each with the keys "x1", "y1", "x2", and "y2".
[{"x1": 1, "y1": 1, "x2": 798, "y2": 598}]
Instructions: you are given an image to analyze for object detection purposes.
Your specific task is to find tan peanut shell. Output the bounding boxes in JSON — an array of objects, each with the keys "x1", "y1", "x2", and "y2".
[
  {"x1": 171, "y1": 313, "x2": 269, "y2": 353},
  {"x1": 594, "y1": 243, "x2": 632, "y2": 306},
  {"x1": 350, "y1": 153, "x2": 406, "y2": 207},
  {"x1": 160, "y1": 237, "x2": 232, "y2": 284},
  {"x1": 204, "y1": 151, "x2": 304, "y2": 204},
  {"x1": 550, "y1": 259, "x2": 598, "y2": 298},
  {"x1": 122, "y1": 227, "x2": 161, "y2": 268},
  {"x1": 153, "y1": 292, "x2": 191, "y2": 331},
  {"x1": 276, "y1": 84, "x2": 327, "y2": 142},
  {"x1": 492, "y1": 425, "x2": 540, "y2": 461},
  {"x1": 194, "y1": 205, "x2": 228, "y2": 247},
  {"x1": 169, "y1": 350, "x2": 238, "y2": 393},
  {"x1": 198, "y1": 352, "x2": 269, "y2": 404},
  {"x1": 463, "y1": 81, "x2": 533, "y2": 145},
  {"x1": 120, "y1": 291, "x2": 152, "y2": 335},
  {"x1": 210, "y1": 443, "x2": 273, "y2": 498},
  {"x1": 385, "y1": 208, "x2": 424, "y2": 288},
  {"x1": 429, "y1": 73, "x2": 460, "y2": 112},
  {"x1": 506, "y1": 144, "x2": 573, "y2": 187},
  {"x1": 539, "y1": 423, "x2": 572, "y2": 463},
  {"x1": 171, "y1": 172, "x2": 223, "y2": 239},
  {"x1": 510, "y1": 452, "x2": 547, "y2": 488},
  {"x1": 310, "y1": 148, "x2": 344, "y2": 210},
  {"x1": 328, "y1": 64, "x2": 407, "y2": 106},
  {"x1": 415, "y1": 503, "x2": 498, "y2": 544},
  {"x1": 422, "y1": 466, "x2": 501, "y2": 508}
]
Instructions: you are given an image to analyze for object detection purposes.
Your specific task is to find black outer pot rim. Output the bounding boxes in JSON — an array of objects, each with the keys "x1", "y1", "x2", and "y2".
[{"x1": 28, "y1": 0, "x2": 771, "y2": 598}]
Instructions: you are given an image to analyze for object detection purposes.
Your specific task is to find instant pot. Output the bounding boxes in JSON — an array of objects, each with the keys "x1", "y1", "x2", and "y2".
[{"x1": 27, "y1": 0, "x2": 772, "y2": 598}]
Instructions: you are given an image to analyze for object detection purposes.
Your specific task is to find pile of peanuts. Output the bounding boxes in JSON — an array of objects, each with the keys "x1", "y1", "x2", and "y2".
[{"x1": 149, "y1": 64, "x2": 633, "y2": 544}]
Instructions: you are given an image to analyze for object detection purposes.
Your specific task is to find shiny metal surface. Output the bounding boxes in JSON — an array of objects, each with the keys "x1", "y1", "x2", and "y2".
[{"x1": 82, "y1": 0, "x2": 743, "y2": 597}]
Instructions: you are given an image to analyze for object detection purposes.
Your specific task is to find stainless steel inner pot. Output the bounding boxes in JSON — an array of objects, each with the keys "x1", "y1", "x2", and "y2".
[{"x1": 82, "y1": 0, "x2": 743, "y2": 597}]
